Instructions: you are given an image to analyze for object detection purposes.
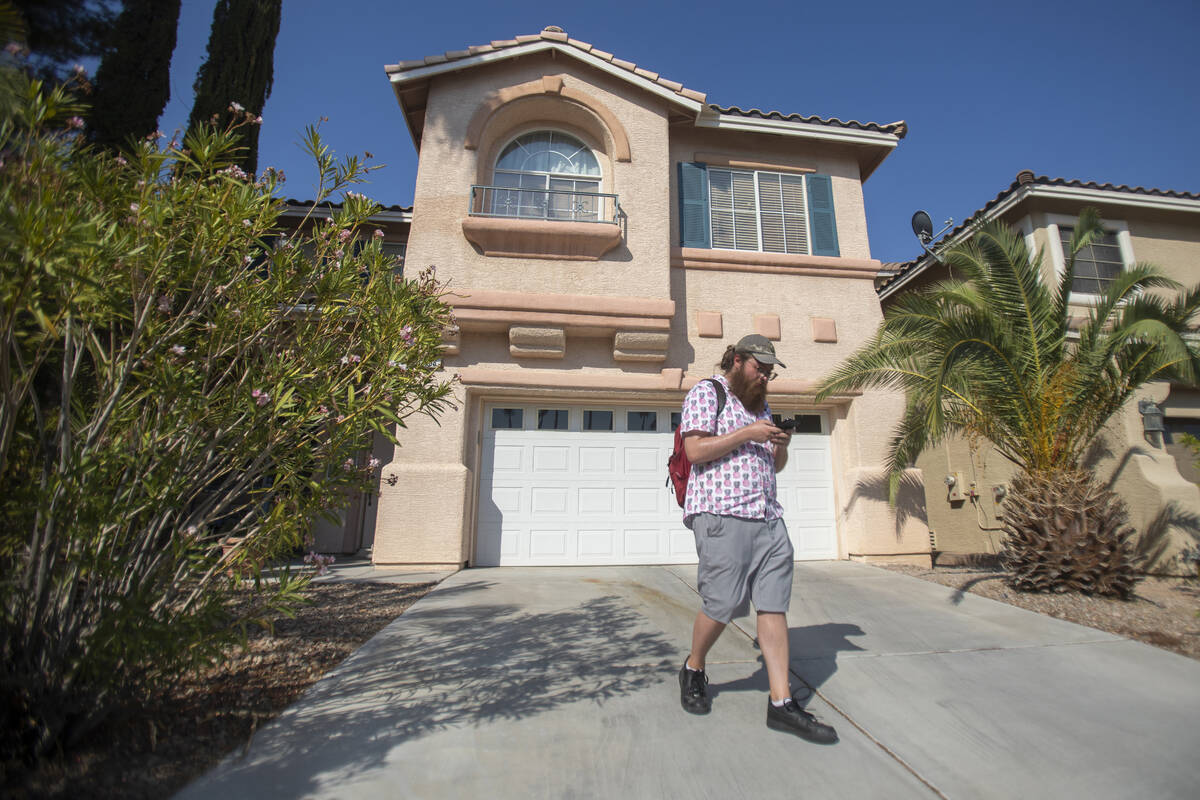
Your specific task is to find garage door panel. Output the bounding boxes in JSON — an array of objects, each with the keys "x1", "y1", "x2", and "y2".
[
  {"x1": 578, "y1": 529, "x2": 616, "y2": 557},
  {"x1": 490, "y1": 445, "x2": 524, "y2": 472},
  {"x1": 483, "y1": 485, "x2": 522, "y2": 515},
  {"x1": 579, "y1": 447, "x2": 616, "y2": 473},
  {"x1": 670, "y1": 529, "x2": 696, "y2": 558},
  {"x1": 530, "y1": 487, "x2": 569, "y2": 514},
  {"x1": 623, "y1": 487, "x2": 660, "y2": 515},
  {"x1": 578, "y1": 487, "x2": 616, "y2": 514},
  {"x1": 623, "y1": 529, "x2": 660, "y2": 556},
  {"x1": 532, "y1": 446, "x2": 570, "y2": 472},
  {"x1": 795, "y1": 488, "x2": 833, "y2": 513},
  {"x1": 529, "y1": 529, "x2": 569, "y2": 558},
  {"x1": 476, "y1": 404, "x2": 838, "y2": 566},
  {"x1": 623, "y1": 447, "x2": 659, "y2": 473}
]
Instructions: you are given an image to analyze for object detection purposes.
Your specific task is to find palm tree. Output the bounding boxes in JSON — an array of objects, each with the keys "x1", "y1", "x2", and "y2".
[{"x1": 817, "y1": 209, "x2": 1200, "y2": 597}]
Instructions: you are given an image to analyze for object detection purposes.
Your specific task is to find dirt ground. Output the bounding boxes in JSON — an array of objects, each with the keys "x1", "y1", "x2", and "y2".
[
  {"x1": 6, "y1": 567, "x2": 1198, "y2": 798},
  {"x1": 4, "y1": 581, "x2": 436, "y2": 800},
  {"x1": 874, "y1": 564, "x2": 1200, "y2": 660}
]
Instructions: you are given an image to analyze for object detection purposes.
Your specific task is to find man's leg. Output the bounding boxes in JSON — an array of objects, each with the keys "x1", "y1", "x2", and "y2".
[
  {"x1": 756, "y1": 611, "x2": 791, "y2": 701},
  {"x1": 687, "y1": 610, "x2": 726, "y2": 669}
]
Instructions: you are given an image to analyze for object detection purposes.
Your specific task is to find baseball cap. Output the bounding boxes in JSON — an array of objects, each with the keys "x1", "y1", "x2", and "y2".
[{"x1": 735, "y1": 334, "x2": 786, "y2": 369}]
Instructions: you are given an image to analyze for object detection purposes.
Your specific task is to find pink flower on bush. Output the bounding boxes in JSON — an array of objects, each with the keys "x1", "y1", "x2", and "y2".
[
  {"x1": 338, "y1": 229, "x2": 352, "y2": 243},
  {"x1": 130, "y1": 202, "x2": 140, "y2": 213},
  {"x1": 170, "y1": 345, "x2": 186, "y2": 356},
  {"x1": 251, "y1": 388, "x2": 271, "y2": 406},
  {"x1": 342, "y1": 458, "x2": 355, "y2": 472},
  {"x1": 229, "y1": 101, "x2": 245, "y2": 113},
  {"x1": 367, "y1": 457, "x2": 381, "y2": 470},
  {"x1": 66, "y1": 116, "x2": 84, "y2": 130},
  {"x1": 303, "y1": 551, "x2": 335, "y2": 576},
  {"x1": 156, "y1": 295, "x2": 171, "y2": 313},
  {"x1": 115, "y1": 156, "x2": 128, "y2": 166},
  {"x1": 4, "y1": 42, "x2": 22, "y2": 57},
  {"x1": 373, "y1": 229, "x2": 384, "y2": 239},
  {"x1": 399, "y1": 325, "x2": 414, "y2": 345}
]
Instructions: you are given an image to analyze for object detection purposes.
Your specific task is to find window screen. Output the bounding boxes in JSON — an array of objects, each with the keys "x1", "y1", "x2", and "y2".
[
  {"x1": 1060, "y1": 226, "x2": 1123, "y2": 295},
  {"x1": 709, "y1": 168, "x2": 809, "y2": 254}
]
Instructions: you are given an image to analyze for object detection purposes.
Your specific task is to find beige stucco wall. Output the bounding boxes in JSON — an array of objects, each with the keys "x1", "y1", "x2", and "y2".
[
  {"x1": 372, "y1": 55, "x2": 921, "y2": 566},
  {"x1": 918, "y1": 386, "x2": 1200, "y2": 574},
  {"x1": 404, "y1": 54, "x2": 671, "y2": 299}
]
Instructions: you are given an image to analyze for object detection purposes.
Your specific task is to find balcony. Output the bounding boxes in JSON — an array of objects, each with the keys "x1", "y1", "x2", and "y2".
[{"x1": 462, "y1": 185, "x2": 624, "y2": 261}]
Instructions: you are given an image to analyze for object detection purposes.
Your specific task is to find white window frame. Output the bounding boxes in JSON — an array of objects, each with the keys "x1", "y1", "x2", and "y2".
[
  {"x1": 1042, "y1": 213, "x2": 1134, "y2": 306},
  {"x1": 707, "y1": 167, "x2": 811, "y2": 256}
]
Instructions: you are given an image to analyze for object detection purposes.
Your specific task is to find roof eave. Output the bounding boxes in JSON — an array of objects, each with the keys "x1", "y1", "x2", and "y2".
[
  {"x1": 694, "y1": 112, "x2": 901, "y2": 179},
  {"x1": 386, "y1": 40, "x2": 705, "y2": 116},
  {"x1": 876, "y1": 181, "x2": 1200, "y2": 300}
]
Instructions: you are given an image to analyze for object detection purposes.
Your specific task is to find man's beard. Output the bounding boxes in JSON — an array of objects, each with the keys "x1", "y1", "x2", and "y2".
[{"x1": 728, "y1": 368, "x2": 767, "y2": 415}]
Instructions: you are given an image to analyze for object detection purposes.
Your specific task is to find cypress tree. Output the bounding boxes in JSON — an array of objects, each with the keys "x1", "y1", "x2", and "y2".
[
  {"x1": 187, "y1": 0, "x2": 283, "y2": 175},
  {"x1": 88, "y1": 0, "x2": 182, "y2": 151},
  {"x1": 11, "y1": 0, "x2": 118, "y2": 82}
]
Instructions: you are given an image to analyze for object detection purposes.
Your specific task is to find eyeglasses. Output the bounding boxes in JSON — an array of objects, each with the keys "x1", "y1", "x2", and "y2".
[{"x1": 748, "y1": 357, "x2": 777, "y2": 381}]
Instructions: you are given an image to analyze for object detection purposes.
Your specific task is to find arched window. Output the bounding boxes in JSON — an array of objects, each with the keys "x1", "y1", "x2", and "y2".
[{"x1": 492, "y1": 131, "x2": 601, "y2": 221}]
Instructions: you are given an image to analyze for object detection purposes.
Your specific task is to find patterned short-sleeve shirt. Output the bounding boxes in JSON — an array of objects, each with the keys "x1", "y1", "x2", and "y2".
[{"x1": 680, "y1": 375, "x2": 783, "y2": 525}]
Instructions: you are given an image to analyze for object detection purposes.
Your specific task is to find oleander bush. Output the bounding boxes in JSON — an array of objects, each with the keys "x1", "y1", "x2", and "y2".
[{"x1": 0, "y1": 68, "x2": 454, "y2": 760}]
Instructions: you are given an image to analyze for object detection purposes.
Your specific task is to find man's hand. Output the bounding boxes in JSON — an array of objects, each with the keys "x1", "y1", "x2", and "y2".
[
  {"x1": 743, "y1": 419, "x2": 782, "y2": 444},
  {"x1": 769, "y1": 427, "x2": 792, "y2": 448}
]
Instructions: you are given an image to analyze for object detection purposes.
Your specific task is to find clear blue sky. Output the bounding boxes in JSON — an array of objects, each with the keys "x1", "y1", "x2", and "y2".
[{"x1": 157, "y1": 0, "x2": 1200, "y2": 265}]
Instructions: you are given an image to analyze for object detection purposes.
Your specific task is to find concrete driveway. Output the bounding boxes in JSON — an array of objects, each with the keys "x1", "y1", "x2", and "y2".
[{"x1": 176, "y1": 562, "x2": 1200, "y2": 799}]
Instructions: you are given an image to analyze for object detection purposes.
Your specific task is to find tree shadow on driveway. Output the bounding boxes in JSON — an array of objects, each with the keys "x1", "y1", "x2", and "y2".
[{"x1": 181, "y1": 579, "x2": 677, "y2": 797}]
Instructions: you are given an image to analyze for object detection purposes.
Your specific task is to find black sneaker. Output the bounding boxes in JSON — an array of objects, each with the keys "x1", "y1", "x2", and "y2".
[
  {"x1": 678, "y1": 660, "x2": 711, "y2": 714},
  {"x1": 766, "y1": 698, "x2": 838, "y2": 744}
]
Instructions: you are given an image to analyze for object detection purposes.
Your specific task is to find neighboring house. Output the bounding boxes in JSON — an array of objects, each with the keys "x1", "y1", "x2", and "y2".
[
  {"x1": 347, "y1": 25, "x2": 929, "y2": 568},
  {"x1": 275, "y1": 200, "x2": 411, "y2": 555},
  {"x1": 878, "y1": 171, "x2": 1200, "y2": 572}
]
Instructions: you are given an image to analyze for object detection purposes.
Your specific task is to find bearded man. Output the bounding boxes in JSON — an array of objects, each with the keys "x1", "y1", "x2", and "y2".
[{"x1": 675, "y1": 334, "x2": 838, "y2": 744}]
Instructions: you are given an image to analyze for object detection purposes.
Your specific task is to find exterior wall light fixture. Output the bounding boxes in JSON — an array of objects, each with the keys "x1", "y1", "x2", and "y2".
[{"x1": 1138, "y1": 399, "x2": 1165, "y2": 448}]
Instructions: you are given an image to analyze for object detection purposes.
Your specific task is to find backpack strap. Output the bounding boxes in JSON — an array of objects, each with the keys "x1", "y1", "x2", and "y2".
[{"x1": 704, "y1": 378, "x2": 727, "y2": 428}]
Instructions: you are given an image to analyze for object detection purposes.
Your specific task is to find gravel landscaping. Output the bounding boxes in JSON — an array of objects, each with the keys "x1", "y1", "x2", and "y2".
[{"x1": 874, "y1": 563, "x2": 1200, "y2": 660}]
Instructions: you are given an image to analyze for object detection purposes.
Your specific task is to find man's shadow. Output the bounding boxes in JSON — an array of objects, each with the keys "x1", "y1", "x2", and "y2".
[{"x1": 709, "y1": 623, "x2": 865, "y2": 707}]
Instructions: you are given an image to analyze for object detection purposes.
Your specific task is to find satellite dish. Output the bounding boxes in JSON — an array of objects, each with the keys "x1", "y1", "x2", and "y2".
[{"x1": 911, "y1": 210, "x2": 933, "y2": 243}]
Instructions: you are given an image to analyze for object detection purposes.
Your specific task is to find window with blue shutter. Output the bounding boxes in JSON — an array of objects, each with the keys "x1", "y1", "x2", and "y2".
[
  {"x1": 805, "y1": 173, "x2": 840, "y2": 257},
  {"x1": 682, "y1": 164, "x2": 840, "y2": 257},
  {"x1": 677, "y1": 162, "x2": 710, "y2": 248}
]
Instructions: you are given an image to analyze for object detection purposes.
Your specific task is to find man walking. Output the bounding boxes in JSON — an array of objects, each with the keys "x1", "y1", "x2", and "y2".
[{"x1": 676, "y1": 334, "x2": 837, "y2": 744}]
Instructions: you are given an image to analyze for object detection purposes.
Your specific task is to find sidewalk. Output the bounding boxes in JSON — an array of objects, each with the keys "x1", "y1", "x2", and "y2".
[{"x1": 176, "y1": 562, "x2": 1200, "y2": 799}]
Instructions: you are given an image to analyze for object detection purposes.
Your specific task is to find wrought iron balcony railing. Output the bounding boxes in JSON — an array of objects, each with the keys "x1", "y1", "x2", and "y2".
[{"x1": 469, "y1": 185, "x2": 620, "y2": 224}]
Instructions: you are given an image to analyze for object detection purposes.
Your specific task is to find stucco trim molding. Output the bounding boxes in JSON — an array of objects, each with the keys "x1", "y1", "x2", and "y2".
[
  {"x1": 461, "y1": 216, "x2": 623, "y2": 260},
  {"x1": 447, "y1": 289, "x2": 674, "y2": 336},
  {"x1": 457, "y1": 367, "x2": 685, "y2": 392},
  {"x1": 680, "y1": 375, "x2": 860, "y2": 399},
  {"x1": 693, "y1": 153, "x2": 815, "y2": 174},
  {"x1": 464, "y1": 75, "x2": 632, "y2": 162},
  {"x1": 672, "y1": 247, "x2": 881, "y2": 279}
]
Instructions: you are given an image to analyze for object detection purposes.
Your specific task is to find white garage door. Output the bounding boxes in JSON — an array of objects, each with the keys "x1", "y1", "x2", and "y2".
[{"x1": 475, "y1": 403, "x2": 837, "y2": 566}]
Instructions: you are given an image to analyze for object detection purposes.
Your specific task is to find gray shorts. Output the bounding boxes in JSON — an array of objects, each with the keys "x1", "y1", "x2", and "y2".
[{"x1": 691, "y1": 513, "x2": 794, "y2": 623}]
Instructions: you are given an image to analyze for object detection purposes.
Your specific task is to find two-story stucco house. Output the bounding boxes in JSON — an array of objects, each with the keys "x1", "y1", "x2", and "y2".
[
  {"x1": 357, "y1": 26, "x2": 928, "y2": 568},
  {"x1": 878, "y1": 171, "x2": 1200, "y2": 572}
]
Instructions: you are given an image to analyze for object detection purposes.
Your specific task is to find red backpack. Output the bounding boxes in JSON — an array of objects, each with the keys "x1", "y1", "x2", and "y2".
[{"x1": 666, "y1": 379, "x2": 727, "y2": 508}]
